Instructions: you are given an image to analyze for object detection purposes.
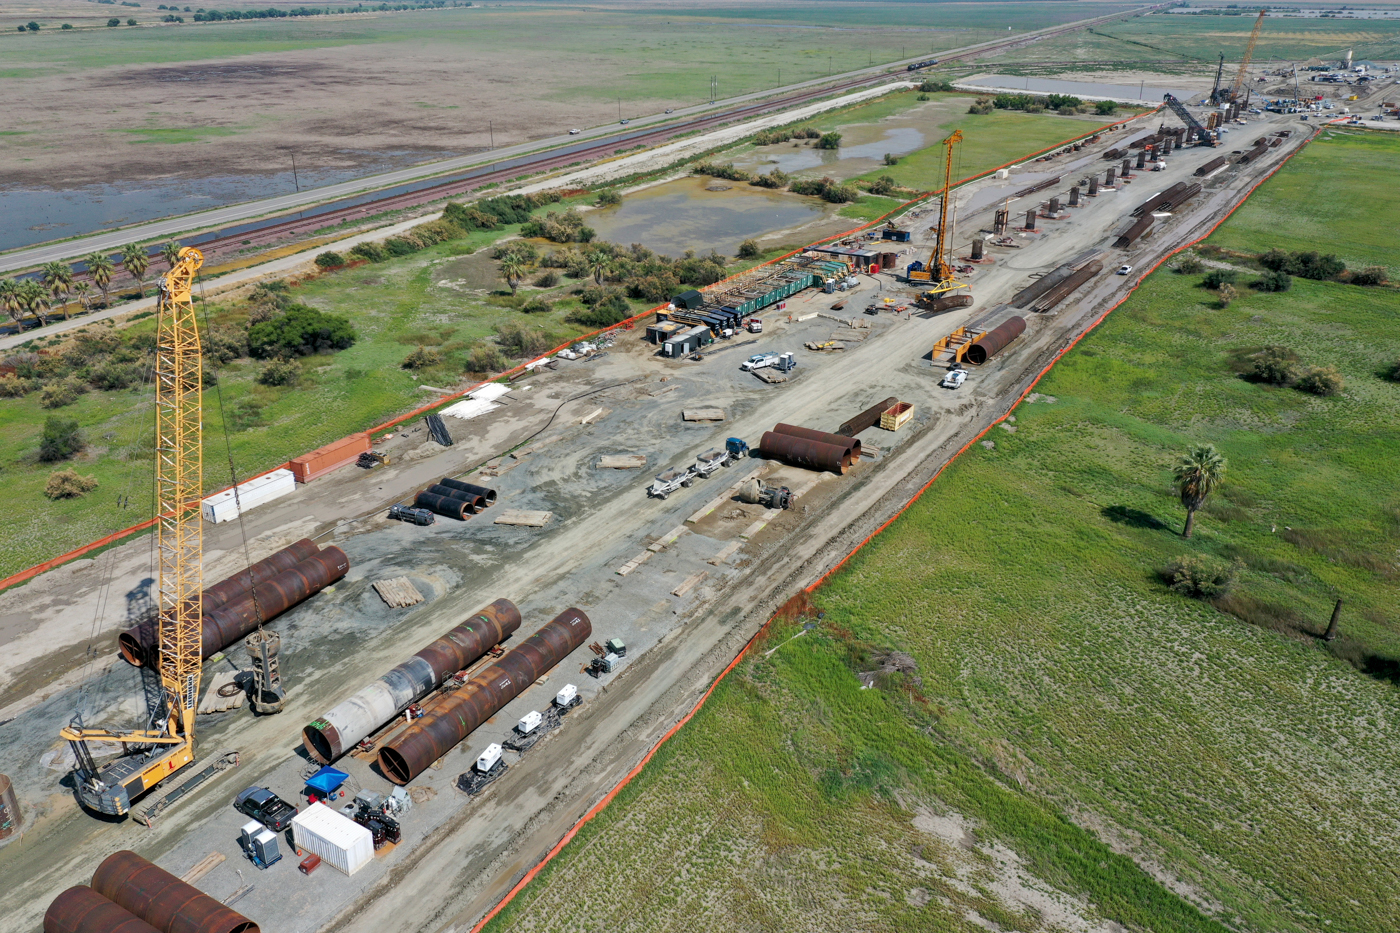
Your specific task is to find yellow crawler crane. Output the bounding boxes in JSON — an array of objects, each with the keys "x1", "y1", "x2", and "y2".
[
  {"x1": 62, "y1": 246, "x2": 207, "y2": 818},
  {"x1": 908, "y1": 130, "x2": 969, "y2": 300},
  {"x1": 1228, "y1": 10, "x2": 1267, "y2": 103}
]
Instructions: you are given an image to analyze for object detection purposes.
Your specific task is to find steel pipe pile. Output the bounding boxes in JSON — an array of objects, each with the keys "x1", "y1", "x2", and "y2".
[
  {"x1": 758, "y1": 432, "x2": 851, "y2": 475},
  {"x1": 836, "y1": 397, "x2": 899, "y2": 437},
  {"x1": 437, "y1": 477, "x2": 497, "y2": 505},
  {"x1": 922, "y1": 294, "x2": 974, "y2": 315},
  {"x1": 414, "y1": 491, "x2": 473, "y2": 520},
  {"x1": 303, "y1": 598, "x2": 521, "y2": 763},
  {"x1": 1194, "y1": 155, "x2": 1228, "y2": 177},
  {"x1": 425, "y1": 484, "x2": 486, "y2": 513},
  {"x1": 91, "y1": 851, "x2": 259, "y2": 933},
  {"x1": 964, "y1": 316, "x2": 1027, "y2": 365},
  {"x1": 1131, "y1": 181, "x2": 1190, "y2": 217},
  {"x1": 45, "y1": 886, "x2": 161, "y2": 933},
  {"x1": 772, "y1": 424, "x2": 861, "y2": 461},
  {"x1": 1113, "y1": 215, "x2": 1154, "y2": 249},
  {"x1": 378, "y1": 609, "x2": 592, "y2": 784},
  {"x1": 1033, "y1": 261, "x2": 1103, "y2": 312}
]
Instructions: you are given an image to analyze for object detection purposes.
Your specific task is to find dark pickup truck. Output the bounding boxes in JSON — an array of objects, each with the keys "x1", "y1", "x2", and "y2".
[{"x1": 234, "y1": 786, "x2": 298, "y2": 832}]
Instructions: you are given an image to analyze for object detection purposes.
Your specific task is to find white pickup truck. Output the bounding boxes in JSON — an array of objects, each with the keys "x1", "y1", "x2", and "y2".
[{"x1": 741, "y1": 353, "x2": 781, "y2": 372}]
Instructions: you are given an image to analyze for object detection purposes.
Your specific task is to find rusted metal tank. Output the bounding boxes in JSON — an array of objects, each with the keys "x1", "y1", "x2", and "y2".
[
  {"x1": 198, "y1": 548, "x2": 349, "y2": 660},
  {"x1": 1114, "y1": 215, "x2": 1154, "y2": 249},
  {"x1": 303, "y1": 598, "x2": 522, "y2": 763},
  {"x1": 836, "y1": 397, "x2": 899, "y2": 437},
  {"x1": 436, "y1": 477, "x2": 497, "y2": 505},
  {"x1": 91, "y1": 851, "x2": 259, "y2": 933},
  {"x1": 378, "y1": 609, "x2": 592, "y2": 784},
  {"x1": 414, "y1": 491, "x2": 472, "y2": 520},
  {"x1": 964, "y1": 316, "x2": 1027, "y2": 365},
  {"x1": 119, "y1": 539, "x2": 321, "y2": 666},
  {"x1": 0, "y1": 773, "x2": 18, "y2": 841},
  {"x1": 44, "y1": 886, "x2": 162, "y2": 933},
  {"x1": 425, "y1": 485, "x2": 486, "y2": 513},
  {"x1": 772, "y1": 424, "x2": 860, "y2": 461},
  {"x1": 758, "y1": 432, "x2": 851, "y2": 475}
]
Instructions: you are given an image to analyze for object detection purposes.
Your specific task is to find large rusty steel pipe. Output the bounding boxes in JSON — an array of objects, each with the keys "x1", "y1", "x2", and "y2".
[
  {"x1": 378, "y1": 609, "x2": 592, "y2": 784},
  {"x1": 425, "y1": 485, "x2": 486, "y2": 513},
  {"x1": 436, "y1": 477, "x2": 497, "y2": 504},
  {"x1": 964, "y1": 316, "x2": 1027, "y2": 365},
  {"x1": 1114, "y1": 215, "x2": 1154, "y2": 249},
  {"x1": 771, "y1": 424, "x2": 860, "y2": 461},
  {"x1": 758, "y1": 432, "x2": 851, "y2": 475},
  {"x1": 836, "y1": 397, "x2": 899, "y2": 437},
  {"x1": 1035, "y1": 261, "x2": 1103, "y2": 312},
  {"x1": 414, "y1": 491, "x2": 471, "y2": 520},
  {"x1": 922, "y1": 294, "x2": 974, "y2": 315},
  {"x1": 118, "y1": 539, "x2": 320, "y2": 666},
  {"x1": 91, "y1": 851, "x2": 259, "y2": 933},
  {"x1": 199, "y1": 548, "x2": 349, "y2": 660},
  {"x1": 302, "y1": 598, "x2": 522, "y2": 763},
  {"x1": 45, "y1": 886, "x2": 162, "y2": 933}
]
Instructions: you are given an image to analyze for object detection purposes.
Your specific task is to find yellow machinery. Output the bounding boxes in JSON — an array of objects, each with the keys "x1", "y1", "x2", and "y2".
[
  {"x1": 1227, "y1": 10, "x2": 1266, "y2": 103},
  {"x1": 908, "y1": 130, "x2": 969, "y2": 299},
  {"x1": 62, "y1": 247, "x2": 207, "y2": 819}
]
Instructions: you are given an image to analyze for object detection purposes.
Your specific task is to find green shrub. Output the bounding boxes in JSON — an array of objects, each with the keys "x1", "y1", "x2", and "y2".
[
  {"x1": 401, "y1": 346, "x2": 441, "y2": 370},
  {"x1": 595, "y1": 189, "x2": 622, "y2": 207},
  {"x1": 534, "y1": 270, "x2": 559, "y2": 288},
  {"x1": 822, "y1": 184, "x2": 859, "y2": 204},
  {"x1": 918, "y1": 78, "x2": 953, "y2": 92},
  {"x1": 815, "y1": 132, "x2": 842, "y2": 150},
  {"x1": 349, "y1": 241, "x2": 387, "y2": 263},
  {"x1": 748, "y1": 169, "x2": 789, "y2": 190},
  {"x1": 1175, "y1": 257, "x2": 1203, "y2": 275},
  {"x1": 1258, "y1": 248, "x2": 1345, "y2": 280},
  {"x1": 108, "y1": 17, "x2": 121, "y2": 25},
  {"x1": 737, "y1": 239, "x2": 760, "y2": 260},
  {"x1": 44, "y1": 469, "x2": 98, "y2": 500},
  {"x1": 314, "y1": 251, "x2": 345, "y2": 269},
  {"x1": 204, "y1": 326, "x2": 247, "y2": 364},
  {"x1": 691, "y1": 162, "x2": 752, "y2": 182},
  {"x1": 0, "y1": 373, "x2": 35, "y2": 397},
  {"x1": 40, "y1": 377, "x2": 84, "y2": 409},
  {"x1": 384, "y1": 237, "x2": 417, "y2": 257},
  {"x1": 627, "y1": 273, "x2": 679, "y2": 303},
  {"x1": 39, "y1": 415, "x2": 84, "y2": 461},
  {"x1": 1385, "y1": 359, "x2": 1400, "y2": 383},
  {"x1": 257, "y1": 358, "x2": 300, "y2": 386},
  {"x1": 465, "y1": 343, "x2": 506, "y2": 375},
  {"x1": 1095, "y1": 100, "x2": 1118, "y2": 115},
  {"x1": 1250, "y1": 346, "x2": 1297, "y2": 386},
  {"x1": 568, "y1": 293, "x2": 632, "y2": 328},
  {"x1": 495, "y1": 322, "x2": 550, "y2": 359},
  {"x1": 1216, "y1": 283, "x2": 1237, "y2": 308},
  {"x1": 248, "y1": 304, "x2": 356, "y2": 357},
  {"x1": 916, "y1": 93, "x2": 930, "y2": 101},
  {"x1": 868, "y1": 175, "x2": 898, "y2": 196},
  {"x1": 882, "y1": 153, "x2": 899, "y2": 166},
  {"x1": 90, "y1": 361, "x2": 142, "y2": 390},
  {"x1": 1202, "y1": 269, "x2": 1237, "y2": 290},
  {"x1": 1161, "y1": 554, "x2": 1237, "y2": 599},
  {"x1": 1350, "y1": 266, "x2": 1388, "y2": 286},
  {"x1": 1295, "y1": 365, "x2": 1343, "y2": 396},
  {"x1": 1253, "y1": 269, "x2": 1292, "y2": 292},
  {"x1": 520, "y1": 296, "x2": 552, "y2": 314}
]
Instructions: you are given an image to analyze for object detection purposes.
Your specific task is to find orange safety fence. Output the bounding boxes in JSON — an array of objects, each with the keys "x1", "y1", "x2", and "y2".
[
  {"x1": 466, "y1": 120, "x2": 1319, "y2": 932},
  {"x1": 0, "y1": 109, "x2": 1158, "y2": 597}
]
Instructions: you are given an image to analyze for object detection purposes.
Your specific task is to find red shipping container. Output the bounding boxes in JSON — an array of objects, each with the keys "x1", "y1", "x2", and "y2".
[{"x1": 290, "y1": 432, "x2": 370, "y2": 482}]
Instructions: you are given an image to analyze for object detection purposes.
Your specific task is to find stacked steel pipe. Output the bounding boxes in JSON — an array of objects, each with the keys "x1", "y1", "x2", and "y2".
[
  {"x1": 964, "y1": 316, "x2": 1027, "y2": 365},
  {"x1": 1194, "y1": 155, "x2": 1228, "y2": 177},
  {"x1": 426, "y1": 485, "x2": 486, "y2": 513},
  {"x1": 414, "y1": 477, "x2": 498, "y2": 520},
  {"x1": 836, "y1": 397, "x2": 899, "y2": 437},
  {"x1": 759, "y1": 432, "x2": 851, "y2": 475},
  {"x1": 1237, "y1": 139, "x2": 1271, "y2": 164},
  {"x1": 118, "y1": 539, "x2": 347, "y2": 666},
  {"x1": 378, "y1": 608, "x2": 592, "y2": 784},
  {"x1": 1132, "y1": 181, "x2": 1191, "y2": 217},
  {"x1": 437, "y1": 477, "x2": 497, "y2": 505},
  {"x1": 303, "y1": 598, "x2": 522, "y2": 763},
  {"x1": 1033, "y1": 261, "x2": 1103, "y2": 312},
  {"x1": 46, "y1": 851, "x2": 258, "y2": 933},
  {"x1": 774, "y1": 424, "x2": 860, "y2": 461},
  {"x1": 414, "y1": 491, "x2": 472, "y2": 520},
  {"x1": 1114, "y1": 215, "x2": 1155, "y2": 249}
]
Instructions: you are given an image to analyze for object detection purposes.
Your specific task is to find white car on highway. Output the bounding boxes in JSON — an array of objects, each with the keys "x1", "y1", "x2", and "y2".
[
  {"x1": 569, "y1": 128, "x2": 581, "y2": 135},
  {"x1": 941, "y1": 369, "x2": 967, "y2": 389}
]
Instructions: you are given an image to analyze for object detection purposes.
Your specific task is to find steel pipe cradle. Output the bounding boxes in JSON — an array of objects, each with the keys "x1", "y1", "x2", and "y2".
[
  {"x1": 772, "y1": 424, "x2": 860, "y2": 461},
  {"x1": 303, "y1": 598, "x2": 522, "y2": 763},
  {"x1": 964, "y1": 316, "x2": 1027, "y2": 365},
  {"x1": 89, "y1": 851, "x2": 258, "y2": 933},
  {"x1": 118, "y1": 540, "x2": 344, "y2": 666},
  {"x1": 436, "y1": 477, "x2": 497, "y2": 504},
  {"x1": 378, "y1": 609, "x2": 592, "y2": 784},
  {"x1": 414, "y1": 491, "x2": 473, "y2": 520},
  {"x1": 45, "y1": 886, "x2": 162, "y2": 933},
  {"x1": 758, "y1": 432, "x2": 851, "y2": 475},
  {"x1": 836, "y1": 397, "x2": 899, "y2": 437},
  {"x1": 425, "y1": 484, "x2": 486, "y2": 513}
]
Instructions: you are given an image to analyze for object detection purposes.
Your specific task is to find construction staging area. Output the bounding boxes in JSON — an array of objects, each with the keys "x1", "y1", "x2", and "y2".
[{"x1": 0, "y1": 96, "x2": 1319, "y2": 932}]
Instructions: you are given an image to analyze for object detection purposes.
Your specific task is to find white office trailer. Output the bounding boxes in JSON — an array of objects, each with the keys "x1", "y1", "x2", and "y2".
[
  {"x1": 290, "y1": 802, "x2": 375, "y2": 875},
  {"x1": 201, "y1": 468, "x2": 297, "y2": 523}
]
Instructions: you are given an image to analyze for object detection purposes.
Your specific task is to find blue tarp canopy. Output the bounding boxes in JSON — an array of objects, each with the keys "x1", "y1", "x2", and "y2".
[{"x1": 305, "y1": 766, "x2": 349, "y2": 795}]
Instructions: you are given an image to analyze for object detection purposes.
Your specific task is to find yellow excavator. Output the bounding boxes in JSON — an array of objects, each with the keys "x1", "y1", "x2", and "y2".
[
  {"x1": 907, "y1": 130, "x2": 969, "y2": 301},
  {"x1": 62, "y1": 247, "x2": 213, "y2": 820}
]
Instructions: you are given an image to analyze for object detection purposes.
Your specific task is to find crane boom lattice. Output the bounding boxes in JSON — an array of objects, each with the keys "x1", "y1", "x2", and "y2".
[{"x1": 1229, "y1": 10, "x2": 1266, "y2": 101}]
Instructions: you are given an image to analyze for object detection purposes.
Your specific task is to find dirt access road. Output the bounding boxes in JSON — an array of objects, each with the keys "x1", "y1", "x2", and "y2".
[{"x1": 0, "y1": 112, "x2": 1306, "y2": 933}]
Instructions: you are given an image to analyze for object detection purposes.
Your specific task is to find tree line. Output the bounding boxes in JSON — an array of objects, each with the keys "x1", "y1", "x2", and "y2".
[{"x1": 0, "y1": 241, "x2": 179, "y2": 332}]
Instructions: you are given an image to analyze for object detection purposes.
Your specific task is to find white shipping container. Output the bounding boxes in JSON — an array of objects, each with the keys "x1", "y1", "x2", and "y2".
[
  {"x1": 202, "y1": 469, "x2": 296, "y2": 524},
  {"x1": 290, "y1": 802, "x2": 374, "y2": 875}
]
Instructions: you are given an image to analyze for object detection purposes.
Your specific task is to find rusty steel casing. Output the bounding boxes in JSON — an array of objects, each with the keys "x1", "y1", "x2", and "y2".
[
  {"x1": 45, "y1": 886, "x2": 162, "y2": 933},
  {"x1": 1036, "y1": 261, "x2": 1103, "y2": 312},
  {"x1": 924, "y1": 294, "x2": 973, "y2": 314},
  {"x1": 964, "y1": 316, "x2": 1027, "y2": 365},
  {"x1": 772, "y1": 424, "x2": 860, "y2": 461},
  {"x1": 378, "y1": 609, "x2": 592, "y2": 784},
  {"x1": 1195, "y1": 155, "x2": 1227, "y2": 177},
  {"x1": 1114, "y1": 215, "x2": 1154, "y2": 249},
  {"x1": 758, "y1": 432, "x2": 851, "y2": 475},
  {"x1": 436, "y1": 477, "x2": 497, "y2": 504},
  {"x1": 91, "y1": 851, "x2": 259, "y2": 933},
  {"x1": 836, "y1": 397, "x2": 899, "y2": 437},
  {"x1": 302, "y1": 598, "x2": 522, "y2": 763},
  {"x1": 414, "y1": 491, "x2": 471, "y2": 520},
  {"x1": 425, "y1": 485, "x2": 486, "y2": 513},
  {"x1": 199, "y1": 547, "x2": 349, "y2": 660}
]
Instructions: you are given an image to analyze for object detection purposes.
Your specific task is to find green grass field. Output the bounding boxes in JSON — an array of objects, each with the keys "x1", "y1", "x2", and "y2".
[{"x1": 477, "y1": 131, "x2": 1400, "y2": 933}]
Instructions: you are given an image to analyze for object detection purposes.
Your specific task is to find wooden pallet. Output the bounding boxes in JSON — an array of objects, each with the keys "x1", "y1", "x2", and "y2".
[
  {"x1": 494, "y1": 510, "x2": 553, "y2": 527},
  {"x1": 373, "y1": 577, "x2": 425, "y2": 608}
]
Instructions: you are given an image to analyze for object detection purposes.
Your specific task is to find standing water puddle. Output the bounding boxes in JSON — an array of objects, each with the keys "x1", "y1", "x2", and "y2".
[{"x1": 739, "y1": 126, "x2": 925, "y2": 176}]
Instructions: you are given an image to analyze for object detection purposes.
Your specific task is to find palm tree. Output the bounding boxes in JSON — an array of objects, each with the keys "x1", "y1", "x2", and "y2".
[
  {"x1": 0, "y1": 278, "x2": 24, "y2": 331},
  {"x1": 74, "y1": 281, "x2": 94, "y2": 314},
  {"x1": 84, "y1": 252, "x2": 115, "y2": 307},
  {"x1": 500, "y1": 256, "x2": 525, "y2": 295},
  {"x1": 1173, "y1": 444, "x2": 1226, "y2": 539},
  {"x1": 17, "y1": 279, "x2": 49, "y2": 328},
  {"x1": 587, "y1": 248, "x2": 610, "y2": 286},
  {"x1": 161, "y1": 240, "x2": 182, "y2": 270},
  {"x1": 120, "y1": 243, "x2": 150, "y2": 299},
  {"x1": 41, "y1": 261, "x2": 74, "y2": 320}
]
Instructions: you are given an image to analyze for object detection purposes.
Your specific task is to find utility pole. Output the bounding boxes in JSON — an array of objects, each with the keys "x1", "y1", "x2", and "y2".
[
  {"x1": 618, "y1": 97, "x2": 621, "y2": 121},
  {"x1": 489, "y1": 120, "x2": 493, "y2": 150},
  {"x1": 289, "y1": 151, "x2": 300, "y2": 193}
]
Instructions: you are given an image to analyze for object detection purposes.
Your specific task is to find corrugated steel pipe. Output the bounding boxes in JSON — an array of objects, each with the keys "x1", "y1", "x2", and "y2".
[
  {"x1": 378, "y1": 608, "x2": 592, "y2": 784},
  {"x1": 199, "y1": 548, "x2": 349, "y2": 660},
  {"x1": 303, "y1": 598, "x2": 522, "y2": 763},
  {"x1": 91, "y1": 851, "x2": 259, "y2": 933},
  {"x1": 836, "y1": 397, "x2": 899, "y2": 437},
  {"x1": 964, "y1": 316, "x2": 1027, "y2": 365},
  {"x1": 45, "y1": 886, "x2": 162, "y2": 933},
  {"x1": 772, "y1": 424, "x2": 861, "y2": 461},
  {"x1": 414, "y1": 491, "x2": 471, "y2": 520},
  {"x1": 425, "y1": 485, "x2": 486, "y2": 513},
  {"x1": 118, "y1": 539, "x2": 321, "y2": 666},
  {"x1": 436, "y1": 477, "x2": 497, "y2": 504},
  {"x1": 758, "y1": 432, "x2": 851, "y2": 475}
]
